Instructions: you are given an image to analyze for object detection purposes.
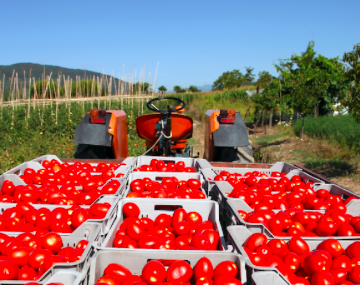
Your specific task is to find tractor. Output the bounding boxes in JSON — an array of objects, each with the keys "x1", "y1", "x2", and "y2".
[{"x1": 74, "y1": 97, "x2": 254, "y2": 163}]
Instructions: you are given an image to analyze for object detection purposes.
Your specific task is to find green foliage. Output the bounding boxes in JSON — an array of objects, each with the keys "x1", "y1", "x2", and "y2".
[
  {"x1": 276, "y1": 41, "x2": 349, "y2": 117},
  {"x1": 158, "y1": 85, "x2": 167, "y2": 94},
  {"x1": 292, "y1": 115, "x2": 360, "y2": 151},
  {"x1": 188, "y1": 85, "x2": 200, "y2": 92},
  {"x1": 343, "y1": 44, "x2": 360, "y2": 121},
  {"x1": 29, "y1": 80, "x2": 65, "y2": 99},
  {"x1": 245, "y1": 66, "x2": 255, "y2": 85},
  {"x1": 212, "y1": 70, "x2": 246, "y2": 90},
  {"x1": 256, "y1": 71, "x2": 272, "y2": 89},
  {"x1": 173, "y1": 86, "x2": 185, "y2": 93},
  {"x1": 133, "y1": 82, "x2": 151, "y2": 94}
]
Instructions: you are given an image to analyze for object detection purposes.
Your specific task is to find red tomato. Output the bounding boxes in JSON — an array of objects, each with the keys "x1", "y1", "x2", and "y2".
[
  {"x1": 310, "y1": 271, "x2": 334, "y2": 285},
  {"x1": 43, "y1": 255, "x2": 65, "y2": 272},
  {"x1": 7, "y1": 247, "x2": 32, "y2": 267},
  {"x1": 71, "y1": 208, "x2": 89, "y2": 229},
  {"x1": 41, "y1": 233, "x2": 63, "y2": 254},
  {"x1": 267, "y1": 239, "x2": 289, "y2": 258},
  {"x1": 282, "y1": 252, "x2": 301, "y2": 272},
  {"x1": 90, "y1": 203, "x2": 110, "y2": 218},
  {"x1": 166, "y1": 260, "x2": 193, "y2": 284},
  {"x1": 302, "y1": 253, "x2": 329, "y2": 275},
  {"x1": 18, "y1": 265, "x2": 37, "y2": 281},
  {"x1": 243, "y1": 233, "x2": 267, "y2": 251},
  {"x1": 193, "y1": 257, "x2": 213, "y2": 280},
  {"x1": 70, "y1": 248, "x2": 84, "y2": 262},
  {"x1": 28, "y1": 248, "x2": 53, "y2": 270},
  {"x1": 248, "y1": 252, "x2": 265, "y2": 266},
  {"x1": 213, "y1": 276, "x2": 242, "y2": 285},
  {"x1": 316, "y1": 239, "x2": 344, "y2": 258},
  {"x1": 287, "y1": 237, "x2": 310, "y2": 256},
  {"x1": 185, "y1": 212, "x2": 203, "y2": 227},
  {"x1": 330, "y1": 267, "x2": 348, "y2": 284},
  {"x1": 0, "y1": 260, "x2": 19, "y2": 280},
  {"x1": 346, "y1": 241, "x2": 360, "y2": 259},
  {"x1": 76, "y1": 240, "x2": 89, "y2": 250},
  {"x1": 173, "y1": 221, "x2": 191, "y2": 236},
  {"x1": 122, "y1": 203, "x2": 140, "y2": 218},
  {"x1": 138, "y1": 236, "x2": 161, "y2": 249},
  {"x1": 263, "y1": 255, "x2": 283, "y2": 267},
  {"x1": 141, "y1": 260, "x2": 166, "y2": 285},
  {"x1": 125, "y1": 221, "x2": 145, "y2": 241},
  {"x1": 213, "y1": 261, "x2": 237, "y2": 279},
  {"x1": 57, "y1": 247, "x2": 75, "y2": 262},
  {"x1": 96, "y1": 275, "x2": 117, "y2": 285},
  {"x1": 332, "y1": 255, "x2": 352, "y2": 271},
  {"x1": 154, "y1": 214, "x2": 172, "y2": 228},
  {"x1": 104, "y1": 263, "x2": 132, "y2": 284}
]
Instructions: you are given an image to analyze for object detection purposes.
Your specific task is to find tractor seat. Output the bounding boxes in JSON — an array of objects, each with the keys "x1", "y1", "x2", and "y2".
[{"x1": 136, "y1": 113, "x2": 193, "y2": 145}]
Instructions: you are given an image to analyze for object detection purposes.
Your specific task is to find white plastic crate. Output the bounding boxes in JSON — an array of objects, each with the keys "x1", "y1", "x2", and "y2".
[
  {"x1": 89, "y1": 249, "x2": 247, "y2": 285},
  {"x1": 0, "y1": 194, "x2": 119, "y2": 236},
  {"x1": 252, "y1": 271, "x2": 289, "y2": 285},
  {"x1": 0, "y1": 222, "x2": 101, "y2": 284},
  {"x1": 134, "y1": 156, "x2": 212, "y2": 172},
  {"x1": 98, "y1": 198, "x2": 227, "y2": 251},
  {"x1": 123, "y1": 171, "x2": 208, "y2": 198},
  {"x1": 227, "y1": 225, "x2": 360, "y2": 285}
]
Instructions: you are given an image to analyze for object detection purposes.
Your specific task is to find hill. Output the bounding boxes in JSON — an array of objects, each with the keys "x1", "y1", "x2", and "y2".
[{"x1": 0, "y1": 63, "x2": 122, "y2": 94}]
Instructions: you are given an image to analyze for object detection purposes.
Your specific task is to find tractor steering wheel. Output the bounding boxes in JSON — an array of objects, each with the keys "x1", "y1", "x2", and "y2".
[{"x1": 146, "y1": 97, "x2": 186, "y2": 113}]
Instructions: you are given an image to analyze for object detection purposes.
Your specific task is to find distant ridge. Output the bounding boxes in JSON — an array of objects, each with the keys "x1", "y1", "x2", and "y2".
[{"x1": 0, "y1": 63, "x2": 121, "y2": 94}]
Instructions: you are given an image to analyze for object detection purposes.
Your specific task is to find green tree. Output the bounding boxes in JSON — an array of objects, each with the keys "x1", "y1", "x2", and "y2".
[
  {"x1": 173, "y1": 85, "x2": 185, "y2": 93},
  {"x1": 245, "y1": 66, "x2": 255, "y2": 85},
  {"x1": 256, "y1": 71, "x2": 272, "y2": 89},
  {"x1": 158, "y1": 85, "x2": 167, "y2": 94},
  {"x1": 276, "y1": 41, "x2": 349, "y2": 138},
  {"x1": 212, "y1": 70, "x2": 246, "y2": 90},
  {"x1": 133, "y1": 82, "x2": 151, "y2": 94},
  {"x1": 343, "y1": 44, "x2": 360, "y2": 121},
  {"x1": 30, "y1": 80, "x2": 65, "y2": 99},
  {"x1": 188, "y1": 85, "x2": 200, "y2": 92}
]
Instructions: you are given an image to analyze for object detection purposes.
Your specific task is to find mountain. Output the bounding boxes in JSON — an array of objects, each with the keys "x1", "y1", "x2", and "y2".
[{"x1": 0, "y1": 63, "x2": 122, "y2": 94}]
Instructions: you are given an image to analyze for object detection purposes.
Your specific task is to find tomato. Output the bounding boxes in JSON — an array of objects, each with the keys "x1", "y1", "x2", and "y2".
[
  {"x1": 287, "y1": 237, "x2": 310, "y2": 256},
  {"x1": 1, "y1": 239, "x2": 24, "y2": 256},
  {"x1": 96, "y1": 275, "x2": 117, "y2": 285},
  {"x1": 332, "y1": 255, "x2": 352, "y2": 271},
  {"x1": 90, "y1": 203, "x2": 110, "y2": 218},
  {"x1": 193, "y1": 257, "x2": 213, "y2": 280},
  {"x1": 291, "y1": 277, "x2": 310, "y2": 285},
  {"x1": 122, "y1": 275, "x2": 142, "y2": 285},
  {"x1": 103, "y1": 263, "x2": 132, "y2": 284},
  {"x1": 316, "y1": 239, "x2": 344, "y2": 258},
  {"x1": 35, "y1": 214, "x2": 52, "y2": 230},
  {"x1": 337, "y1": 223, "x2": 355, "y2": 236},
  {"x1": 248, "y1": 252, "x2": 265, "y2": 266},
  {"x1": 213, "y1": 261, "x2": 237, "y2": 279},
  {"x1": 173, "y1": 221, "x2": 191, "y2": 236},
  {"x1": 302, "y1": 253, "x2": 329, "y2": 275},
  {"x1": 125, "y1": 220, "x2": 145, "y2": 241},
  {"x1": 122, "y1": 203, "x2": 140, "y2": 218},
  {"x1": 185, "y1": 212, "x2": 203, "y2": 227},
  {"x1": 213, "y1": 276, "x2": 242, "y2": 285},
  {"x1": 41, "y1": 233, "x2": 63, "y2": 254},
  {"x1": 267, "y1": 239, "x2": 289, "y2": 258},
  {"x1": 28, "y1": 248, "x2": 53, "y2": 270},
  {"x1": 70, "y1": 248, "x2": 84, "y2": 262},
  {"x1": 276, "y1": 265, "x2": 296, "y2": 283},
  {"x1": 141, "y1": 260, "x2": 166, "y2": 284},
  {"x1": 243, "y1": 233, "x2": 267, "y2": 251},
  {"x1": 71, "y1": 208, "x2": 89, "y2": 229},
  {"x1": 330, "y1": 267, "x2": 348, "y2": 284},
  {"x1": 190, "y1": 234, "x2": 210, "y2": 250},
  {"x1": 7, "y1": 247, "x2": 32, "y2": 267},
  {"x1": 0, "y1": 260, "x2": 19, "y2": 280},
  {"x1": 57, "y1": 247, "x2": 75, "y2": 262},
  {"x1": 346, "y1": 241, "x2": 360, "y2": 259},
  {"x1": 254, "y1": 245, "x2": 272, "y2": 260},
  {"x1": 166, "y1": 260, "x2": 193, "y2": 283},
  {"x1": 18, "y1": 265, "x2": 37, "y2": 280},
  {"x1": 282, "y1": 252, "x2": 301, "y2": 272},
  {"x1": 43, "y1": 255, "x2": 65, "y2": 272},
  {"x1": 154, "y1": 214, "x2": 172, "y2": 228},
  {"x1": 174, "y1": 236, "x2": 191, "y2": 249},
  {"x1": 310, "y1": 271, "x2": 334, "y2": 285}
]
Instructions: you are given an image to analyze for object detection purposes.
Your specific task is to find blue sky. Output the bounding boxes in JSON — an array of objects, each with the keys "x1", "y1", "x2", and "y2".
[{"x1": 0, "y1": 0, "x2": 359, "y2": 92}]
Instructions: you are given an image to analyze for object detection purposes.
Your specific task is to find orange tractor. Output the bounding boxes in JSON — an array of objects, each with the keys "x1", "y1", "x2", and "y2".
[{"x1": 74, "y1": 97, "x2": 253, "y2": 163}]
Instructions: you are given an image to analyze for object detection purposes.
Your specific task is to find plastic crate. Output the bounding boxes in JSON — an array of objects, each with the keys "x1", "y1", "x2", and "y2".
[
  {"x1": 0, "y1": 172, "x2": 126, "y2": 197},
  {"x1": 0, "y1": 195, "x2": 119, "y2": 236},
  {"x1": 98, "y1": 198, "x2": 227, "y2": 251},
  {"x1": 134, "y1": 156, "x2": 212, "y2": 172},
  {"x1": 252, "y1": 271, "x2": 289, "y2": 285},
  {"x1": 226, "y1": 199, "x2": 360, "y2": 240},
  {"x1": 88, "y1": 249, "x2": 247, "y2": 285},
  {"x1": 0, "y1": 222, "x2": 101, "y2": 284},
  {"x1": 228, "y1": 225, "x2": 360, "y2": 285},
  {"x1": 123, "y1": 171, "x2": 208, "y2": 198}
]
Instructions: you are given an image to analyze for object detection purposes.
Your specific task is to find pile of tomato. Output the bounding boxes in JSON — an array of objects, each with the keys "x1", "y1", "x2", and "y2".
[
  {"x1": 95, "y1": 257, "x2": 242, "y2": 285},
  {"x1": 0, "y1": 232, "x2": 88, "y2": 281},
  {"x1": 237, "y1": 201, "x2": 360, "y2": 237},
  {"x1": 215, "y1": 173, "x2": 356, "y2": 210},
  {"x1": 0, "y1": 179, "x2": 121, "y2": 205},
  {"x1": 127, "y1": 177, "x2": 206, "y2": 199},
  {"x1": 0, "y1": 202, "x2": 110, "y2": 233},
  {"x1": 133, "y1": 159, "x2": 196, "y2": 173},
  {"x1": 214, "y1": 170, "x2": 287, "y2": 178},
  {"x1": 112, "y1": 202, "x2": 220, "y2": 250},
  {"x1": 244, "y1": 233, "x2": 360, "y2": 285}
]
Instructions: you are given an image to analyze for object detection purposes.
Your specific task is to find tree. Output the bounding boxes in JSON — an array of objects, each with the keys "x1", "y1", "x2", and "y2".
[
  {"x1": 30, "y1": 80, "x2": 65, "y2": 99},
  {"x1": 71, "y1": 80, "x2": 99, "y2": 97},
  {"x1": 245, "y1": 66, "x2": 255, "y2": 85},
  {"x1": 212, "y1": 70, "x2": 246, "y2": 90},
  {"x1": 188, "y1": 85, "x2": 200, "y2": 92},
  {"x1": 276, "y1": 41, "x2": 349, "y2": 138},
  {"x1": 158, "y1": 85, "x2": 167, "y2": 94},
  {"x1": 173, "y1": 85, "x2": 185, "y2": 93},
  {"x1": 133, "y1": 82, "x2": 151, "y2": 94},
  {"x1": 343, "y1": 44, "x2": 360, "y2": 121},
  {"x1": 256, "y1": 71, "x2": 272, "y2": 89}
]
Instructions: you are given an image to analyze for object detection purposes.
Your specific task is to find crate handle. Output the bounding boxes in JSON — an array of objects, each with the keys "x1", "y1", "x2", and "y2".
[
  {"x1": 147, "y1": 259, "x2": 190, "y2": 266},
  {"x1": 83, "y1": 229, "x2": 90, "y2": 239},
  {"x1": 154, "y1": 205, "x2": 183, "y2": 211}
]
